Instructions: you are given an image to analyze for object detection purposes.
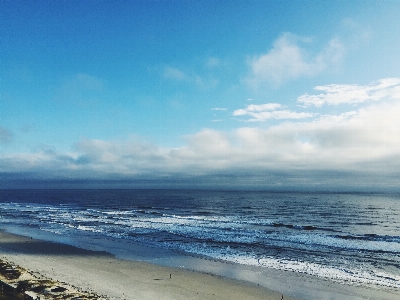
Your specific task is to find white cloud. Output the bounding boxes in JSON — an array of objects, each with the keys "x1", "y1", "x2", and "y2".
[
  {"x1": 72, "y1": 137, "x2": 169, "y2": 174},
  {"x1": 163, "y1": 66, "x2": 218, "y2": 89},
  {"x1": 239, "y1": 103, "x2": 282, "y2": 112},
  {"x1": 246, "y1": 33, "x2": 345, "y2": 87},
  {"x1": 233, "y1": 103, "x2": 313, "y2": 121},
  {"x1": 211, "y1": 107, "x2": 228, "y2": 111},
  {"x1": 6, "y1": 100, "x2": 398, "y2": 174},
  {"x1": 189, "y1": 101, "x2": 400, "y2": 170},
  {"x1": 298, "y1": 78, "x2": 400, "y2": 107},
  {"x1": 163, "y1": 67, "x2": 188, "y2": 81},
  {"x1": 2, "y1": 79, "x2": 400, "y2": 189}
]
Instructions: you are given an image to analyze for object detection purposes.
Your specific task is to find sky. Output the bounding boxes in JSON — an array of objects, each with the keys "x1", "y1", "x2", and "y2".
[{"x1": 1, "y1": 0, "x2": 400, "y2": 190}]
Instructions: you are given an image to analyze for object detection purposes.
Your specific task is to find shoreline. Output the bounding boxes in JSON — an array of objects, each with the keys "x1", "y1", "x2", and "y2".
[
  {"x1": 1, "y1": 228, "x2": 399, "y2": 300},
  {"x1": 0, "y1": 230, "x2": 296, "y2": 300}
]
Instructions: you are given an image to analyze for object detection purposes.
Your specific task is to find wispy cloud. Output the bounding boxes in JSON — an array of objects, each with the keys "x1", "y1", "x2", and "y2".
[
  {"x1": 246, "y1": 33, "x2": 345, "y2": 87},
  {"x1": 163, "y1": 65, "x2": 219, "y2": 89},
  {"x1": 211, "y1": 107, "x2": 228, "y2": 111},
  {"x1": 206, "y1": 57, "x2": 221, "y2": 68},
  {"x1": 233, "y1": 103, "x2": 313, "y2": 121},
  {"x1": 54, "y1": 73, "x2": 105, "y2": 105},
  {"x1": 0, "y1": 127, "x2": 13, "y2": 144},
  {"x1": 163, "y1": 66, "x2": 189, "y2": 81},
  {"x1": 298, "y1": 78, "x2": 400, "y2": 107}
]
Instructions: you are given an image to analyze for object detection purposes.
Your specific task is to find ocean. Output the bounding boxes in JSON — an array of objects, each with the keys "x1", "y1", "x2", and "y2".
[{"x1": 0, "y1": 189, "x2": 399, "y2": 294}]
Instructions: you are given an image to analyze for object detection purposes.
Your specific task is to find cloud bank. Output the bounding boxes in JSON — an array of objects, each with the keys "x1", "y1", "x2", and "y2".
[{"x1": 2, "y1": 78, "x2": 400, "y2": 190}]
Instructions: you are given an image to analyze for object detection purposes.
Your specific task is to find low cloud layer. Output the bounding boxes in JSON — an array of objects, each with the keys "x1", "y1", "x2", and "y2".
[{"x1": 2, "y1": 78, "x2": 399, "y2": 190}]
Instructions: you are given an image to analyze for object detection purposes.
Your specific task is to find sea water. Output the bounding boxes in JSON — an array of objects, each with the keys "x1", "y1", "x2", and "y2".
[{"x1": 1, "y1": 189, "x2": 399, "y2": 294}]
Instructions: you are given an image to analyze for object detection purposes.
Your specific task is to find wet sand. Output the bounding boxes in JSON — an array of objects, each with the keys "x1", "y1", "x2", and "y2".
[
  {"x1": 1, "y1": 229, "x2": 399, "y2": 300},
  {"x1": 0, "y1": 230, "x2": 297, "y2": 300}
]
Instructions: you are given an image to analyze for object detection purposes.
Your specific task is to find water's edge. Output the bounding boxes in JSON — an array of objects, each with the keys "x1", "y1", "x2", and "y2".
[{"x1": 2, "y1": 225, "x2": 399, "y2": 300}]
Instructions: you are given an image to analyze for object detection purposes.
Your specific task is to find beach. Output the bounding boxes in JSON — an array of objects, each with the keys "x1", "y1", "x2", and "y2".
[
  {"x1": 0, "y1": 230, "x2": 297, "y2": 300},
  {"x1": 1, "y1": 229, "x2": 399, "y2": 300},
  {"x1": 1, "y1": 190, "x2": 400, "y2": 300}
]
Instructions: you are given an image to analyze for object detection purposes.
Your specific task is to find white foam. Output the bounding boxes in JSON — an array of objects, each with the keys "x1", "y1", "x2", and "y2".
[
  {"x1": 172, "y1": 242, "x2": 400, "y2": 289},
  {"x1": 2, "y1": 201, "x2": 400, "y2": 290}
]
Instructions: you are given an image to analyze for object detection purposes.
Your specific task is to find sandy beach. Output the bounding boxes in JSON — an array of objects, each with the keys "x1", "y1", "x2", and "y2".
[
  {"x1": 1, "y1": 228, "x2": 399, "y2": 300},
  {"x1": 0, "y1": 230, "x2": 298, "y2": 300}
]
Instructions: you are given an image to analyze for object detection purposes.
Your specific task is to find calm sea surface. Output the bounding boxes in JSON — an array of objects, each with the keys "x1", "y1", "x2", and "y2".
[{"x1": 1, "y1": 189, "x2": 399, "y2": 289}]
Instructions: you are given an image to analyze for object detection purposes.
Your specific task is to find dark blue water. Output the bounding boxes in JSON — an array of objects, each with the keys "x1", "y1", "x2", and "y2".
[{"x1": 1, "y1": 189, "x2": 399, "y2": 289}]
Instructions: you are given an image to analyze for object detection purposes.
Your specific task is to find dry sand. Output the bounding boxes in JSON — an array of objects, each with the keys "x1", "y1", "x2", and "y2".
[{"x1": 0, "y1": 230, "x2": 297, "y2": 300}]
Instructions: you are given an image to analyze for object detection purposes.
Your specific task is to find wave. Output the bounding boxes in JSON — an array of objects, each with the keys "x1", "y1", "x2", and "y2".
[
  {"x1": 1, "y1": 203, "x2": 399, "y2": 254},
  {"x1": 1, "y1": 192, "x2": 400, "y2": 290},
  {"x1": 271, "y1": 222, "x2": 339, "y2": 232},
  {"x1": 337, "y1": 233, "x2": 400, "y2": 243}
]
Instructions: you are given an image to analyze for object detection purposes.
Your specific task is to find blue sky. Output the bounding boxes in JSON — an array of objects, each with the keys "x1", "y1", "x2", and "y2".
[{"x1": 1, "y1": 0, "x2": 400, "y2": 190}]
